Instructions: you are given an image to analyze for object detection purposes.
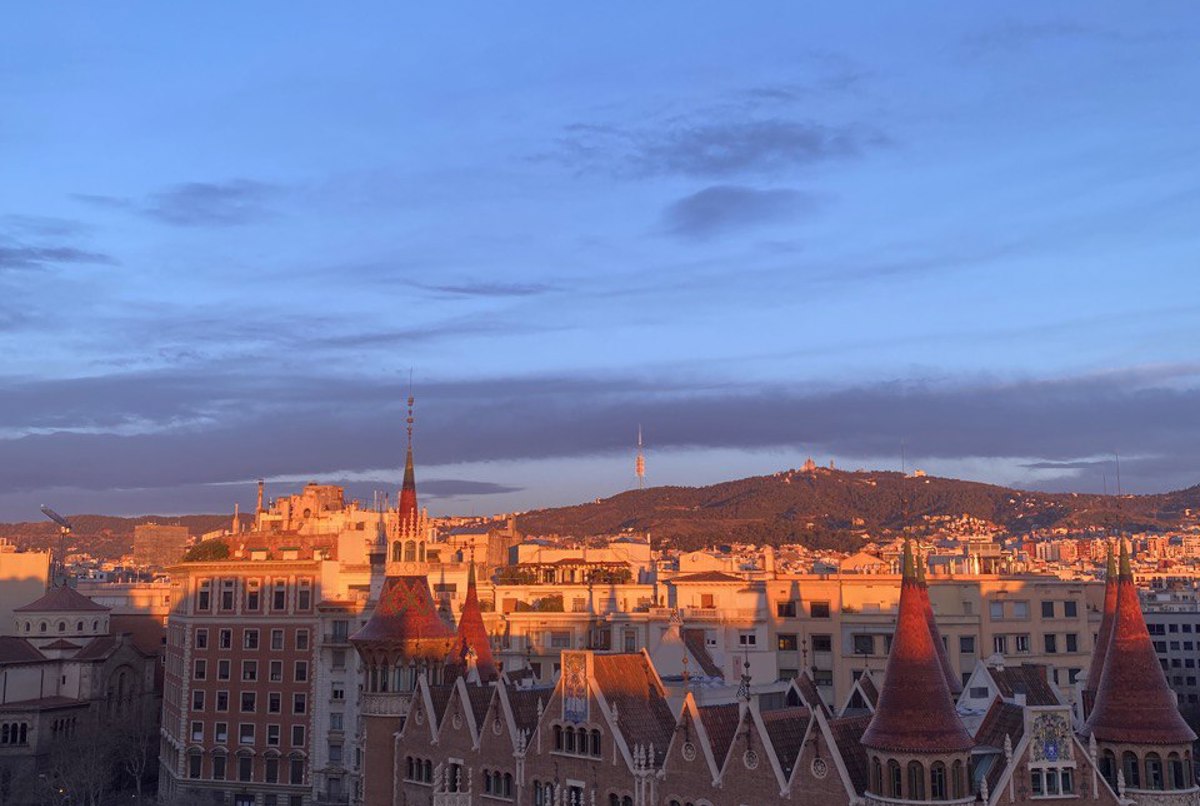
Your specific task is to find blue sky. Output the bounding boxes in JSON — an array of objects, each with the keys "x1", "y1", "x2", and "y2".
[{"x1": 2, "y1": 4, "x2": 1200, "y2": 519}]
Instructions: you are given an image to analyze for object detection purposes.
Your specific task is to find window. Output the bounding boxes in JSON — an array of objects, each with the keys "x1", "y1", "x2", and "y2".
[
  {"x1": 242, "y1": 661, "x2": 258, "y2": 681},
  {"x1": 216, "y1": 692, "x2": 229, "y2": 712},
  {"x1": 241, "y1": 692, "x2": 256, "y2": 712},
  {"x1": 931, "y1": 762, "x2": 947, "y2": 800},
  {"x1": 246, "y1": 579, "x2": 261, "y2": 611},
  {"x1": 197, "y1": 580, "x2": 212, "y2": 612},
  {"x1": 1170, "y1": 624, "x2": 1180, "y2": 633},
  {"x1": 273, "y1": 581, "x2": 287, "y2": 611},
  {"x1": 778, "y1": 633, "x2": 798, "y2": 651},
  {"x1": 218, "y1": 659, "x2": 231, "y2": 680},
  {"x1": 1064, "y1": 600, "x2": 1077, "y2": 618},
  {"x1": 1045, "y1": 635, "x2": 1058, "y2": 654},
  {"x1": 239, "y1": 723, "x2": 254, "y2": 744},
  {"x1": 1041, "y1": 601, "x2": 1055, "y2": 618},
  {"x1": 330, "y1": 712, "x2": 344, "y2": 731},
  {"x1": 219, "y1": 628, "x2": 232, "y2": 649},
  {"x1": 220, "y1": 579, "x2": 235, "y2": 611},
  {"x1": 1012, "y1": 601, "x2": 1029, "y2": 619},
  {"x1": 270, "y1": 660, "x2": 283, "y2": 682},
  {"x1": 777, "y1": 601, "x2": 797, "y2": 617},
  {"x1": 265, "y1": 756, "x2": 279, "y2": 783},
  {"x1": 549, "y1": 631, "x2": 572, "y2": 649},
  {"x1": 1147, "y1": 753, "x2": 1164, "y2": 790},
  {"x1": 294, "y1": 661, "x2": 308, "y2": 682},
  {"x1": 989, "y1": 601, "x2": 1006, "y2": 620},
  {"x1": 960, "y1": 636, "x2": 976, "y2": 654},
  {"x1": 332, "y1": 648, "x2": 347, "y2": 669},
  {"x1": 212, "y1": 753, "x2": 227, "y2": 780},
  {"x1": 1066, "y1": 634, "x2": 1078, "y2": 653},
  {"x1": 853, "y1": 634, "x2": 875, "y2": 655},
  {"x1": 811, "y1": 634, "x2": 832, "y2": 652},
  {"x1": 188, "y1": 752, "x2": 202, "y2": 779},
  {"x1": 332, "y1": 683, "x2": 345, "y2": 701},
  {"x1": 329, "y1": 743, "x2": 343, "y2": 764},
  {"x1": 244, "y1": 629, "x2": 259, "y2": 650},
  {"x1": 267, "y1": 724, "x2": 280, "y2": 746},
  {"x1": 291, "y1": 725, "x2": 305, "y2": 746},
  {"x1": 298, "y1": 579, "x2": 312, "y2": 611},
  {"x1": 293, "y1": 693, "x2": 307, "y2": 714},
  {"x1": 290, "y1": 757, "x2": 304, "y2": 784},
  {"x1": 699, "y1": 593, "x2": 715, "y2": 608},
  {"x1": 194, "y1": 659, "x2": 207, "y2": 681},
  {"x1": 994, "y1": 635, "x2": 1008, "y2": 654},
  {"x1": 268, "y1": 692, "x2": 281, "y2": 713},
  {"x1": 195, "y1": 628, "x2": 208, "y2": 649},
  {"x1": 810, "y1": 601, "x2": 831, "y2": 618},
  {"x1": 738, "y1": 633, "x2": 757, "y2": 647},
  {"x1": 190, "y1": 721, "x2": 204, "y2": 741},
  {"x1": 215, "y1": 722, "x2": 228, "y2": 742},
  {"x1": 813, "y1": 669, "x2": 833, "y2": 686},
  {"x1": 238, "y1": 754, "x2": 252, "y2": 782},
  {"x1": 1015, "y1": 634, "x2": 1030, "y2": 653},
  {"x1": 271, "y1": 629, "x2": 284, "y2": 650},
  {"x1": 296, "y1": 629, "x2": 310, "y2": 651},
  {"x1": 907, "y1": 761, "x2": 925, "y2": 800},
  {"x1": 1123, "y1": 752, "x2": 1141, "y2": 789},
  {"x1": 192, "y1": 690, "x2": 205, "y2": 711},
  {"x1": 969, "y1": 684, "x2": 991, "y2": 699}
]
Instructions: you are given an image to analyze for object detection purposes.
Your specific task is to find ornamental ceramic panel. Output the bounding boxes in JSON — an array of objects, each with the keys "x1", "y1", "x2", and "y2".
[
  {"x1": 1031, "y1": 711, "x2": 1072, "y2": 763},
  {"x1": 562, "y1": 652, "x2": 589, "y2": 724}
]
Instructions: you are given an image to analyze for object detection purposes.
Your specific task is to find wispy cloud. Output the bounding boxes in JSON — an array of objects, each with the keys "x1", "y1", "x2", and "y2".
[
  {"x1": 409, "y1": 280, "x2": 558, "y2": 299},
  {"x1": 0, "y1": 246, "x2": 114, "y2": 271},
  {"x1": 662, "y1": 185, "x2": 820, "y2": 239},
  {"x1": 73, "y1": 179, "x2": 282, "y2": 227}
]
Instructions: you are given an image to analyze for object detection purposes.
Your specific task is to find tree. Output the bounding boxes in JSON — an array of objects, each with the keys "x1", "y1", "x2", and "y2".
[
  {"x1": 41, "y1": 727, "x2": 112, "y2": 806},
  {"x1": 183, "y1": 539, "x2": 229, "y2": 561},
  {"x1": 114, "y1": 711, "x2": 158, "y2": 803}
]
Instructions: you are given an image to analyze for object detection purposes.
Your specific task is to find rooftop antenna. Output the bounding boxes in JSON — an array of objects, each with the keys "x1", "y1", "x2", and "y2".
[{"x1": 635, "y1": 425, "x2": 646, "y2": 490}]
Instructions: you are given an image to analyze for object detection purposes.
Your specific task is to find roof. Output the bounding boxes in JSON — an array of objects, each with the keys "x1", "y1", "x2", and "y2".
[
  {"x1": 828, "y1": 714, "x2": 873, "y2": 794},
  {"x1": 860, "y1": 541, "x2": 974, "y2": 754},
  {"x1": 1084, "y1": 542, "x2": 1196, "y2": 745},
  {"x1": 110, "y1": 614, "x2": 166, "y2": 657},
  {"x1": 398, "y1": 438, "x2": 418, "y2": 528},
  {"x1": 350, "y1": 576, "x2": 455, "y2": 654},
  {"x1": 794, "y1": 671, "x2": 832, "y2": 717},
  {"x1": 41, "y1": 639, "x2": 82, "y2": 650},
  {"x1": 466, "y1": 684, "x2": 493, "y2": 728},
  {"x1": 0, "y1": 695, "x2": 88, "y2": 713},
  {"x1": 593, "y1": 653, "x2": 675, "y2": 765},
  {"x1": 14, "y1": 585, "x2": 109, "y2": 613},
  {"x1": 1083, "y1": 543, "x2": 1118, "y2": 696},
  {"x1": 974, "y1": 699, "x2": 1026, "y2": 795},
  {"x1": 670, "y1": 571, "x2": 742, "y2": 584},
  {"x1": 428, "y1": 684, "x2": 454, "y2": 727},
  {"x1": 761, "y1": 706, "x2": 811, "y2": 778},
  {"x1": 74, "y1": 636, "x2": 119, "y2": 660},
  {"x1": 451, "y1": 563, "x2": 497, "y2": 680},
  {"x1": 505, "y1": 685, "x2": 546, "y2": 734},
  {"x1": 697, "y1": 702, "x2": 740, "y2": 768},
  {"x1": 986, "y1": 664, "x2": 1059, "y2": 706},
  {"x1": 681, "y1": 628, "x2": 723, "y2": 678},
  {"x1": 918, "y1": 551, "x2": 962, "y2": 695},
  {"x1": 0, "y1": 637, "x2": 45, "y2": 665}
]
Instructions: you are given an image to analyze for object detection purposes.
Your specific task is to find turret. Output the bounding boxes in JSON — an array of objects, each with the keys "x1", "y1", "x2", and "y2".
[
  {"x1": 1081, "y1": 542, "x2": 1117, "y2": 717},
  {"x1": 917, "y1": 546, "x2": 962, "y2": 696},
  {"x1": 450, "y1": 556, "x2": 497, "y2": 681}
]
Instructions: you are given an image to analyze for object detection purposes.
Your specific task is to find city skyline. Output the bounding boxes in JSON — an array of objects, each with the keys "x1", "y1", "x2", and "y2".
[{"x1": 4, "y1": 4, "x2": 1200, "y2": 519}]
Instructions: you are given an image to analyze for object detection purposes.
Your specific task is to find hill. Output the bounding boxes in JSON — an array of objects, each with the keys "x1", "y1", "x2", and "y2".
[
  {"x1": 515, "y1": 466, "x2": 1200, "y2": 552},
  {"x1": 0, "y1": 514, "x2": 248, "y2": 562}
]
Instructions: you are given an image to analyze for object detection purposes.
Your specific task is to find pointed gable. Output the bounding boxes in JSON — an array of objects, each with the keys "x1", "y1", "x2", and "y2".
[
  {"x1": 828, "y1": 714, "x2": 873, "y2": 794},
  {"x1": 792, "y1": 669, "x2": 833, "y2": 717},
  {"x1": 1084, "y1": 541, "x2": 1196, "y2": 745},
  {"x1": 861, "y1": 540, "x2": 974, "y2": 754},
  {"x1": 697, "y1": 702, "x2": 740, "y2": 771},
  {"x1": 760, "y1": 705, "x2": 811, "y2": 781},
  {"x1": 593, "y1": 653, "x2": 675, "y2": 766}
]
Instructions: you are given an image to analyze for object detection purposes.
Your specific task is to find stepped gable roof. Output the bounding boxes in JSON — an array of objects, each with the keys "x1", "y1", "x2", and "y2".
[
  {"x1": 593, "y1": 653, "x2": 674, "y2": 764},
  {"x1": 0, "y1": 637, "x2": 44, "y2": 664},
  {"x1": 861, "y1": 541, "x2": 974, "y2": 754},
  {"x1": 761, "y1": 706, "x2": 811, "y2": 778},
  {"x1": 918, "y1": 551, "x2": 962, "y2": 695},
  {"x1": 15, "y1": 585, "x2": 109, "y2": 613},
  {"x1": 681, "y1": 628, "x2": 723, "y2": 677},
  {"x1": 987, "y1": 663, "x2": 1058, "y2": 706},
  {"x1": 670, "y1": 571, "x2": 742, "y2": 583},
  {"x1": 794, "y1": 671, "x2": 832, "y2": 717},
  {"x1": 451, "y1": 561, "x2": 497, "y2": 680},
  {"x1": 1084, "y1": 541, "x2": 1196, "y2": 745},
  {"x1": 697, "y1": 702, "x2": 740, "y2": 767},
  {"x1": 828, "y1": 714, "x2": 873, "y2": 794},
  {"x1": 350, "y1": 575, "x2": 455, "y2": 655},
  {"x1": 1083, "y1": 542, "x2": 1118, "y2": 697}
]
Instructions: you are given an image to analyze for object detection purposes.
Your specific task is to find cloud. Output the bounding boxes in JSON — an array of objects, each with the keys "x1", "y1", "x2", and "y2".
[
  {"x1": 662, "y1": 186, "x2": 820, "y2": 239},
  {"x1": 419, "y1": 479, "x2": 524, "y2": 498},
  {"x1": 0, "y1": 214, "x2": 91, "y2": 238},
  {"x1": 0, "y1": 246, "x2": 114, "y2": 271},
  {"x1": 552, "y1": 118, "x2": 887, "y2": 179},
  {"x1": 409, "y1": 281, "x2": 558, "y2": 299},
  {"x1": 73, "y1": 179, "x2": 281, "y2": 227}
]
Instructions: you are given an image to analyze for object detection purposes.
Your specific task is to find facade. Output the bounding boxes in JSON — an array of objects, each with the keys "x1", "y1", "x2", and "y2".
[
  {"x1": 0, "y1": 543, "x2": 51, "y2": 631},
  {"x1": 133, "y1": 524, "x2": 192, "y2": 568}
]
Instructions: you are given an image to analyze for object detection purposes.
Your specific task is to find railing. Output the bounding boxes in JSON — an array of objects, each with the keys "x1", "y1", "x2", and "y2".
[{"x1": 360, "y1": 692, "x2": 410, "y2": 717}]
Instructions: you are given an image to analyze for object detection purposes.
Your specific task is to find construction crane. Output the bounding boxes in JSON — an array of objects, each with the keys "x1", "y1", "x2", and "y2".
[{"x1": 39, "y1": 505, "x2": 71, "y2": 586}]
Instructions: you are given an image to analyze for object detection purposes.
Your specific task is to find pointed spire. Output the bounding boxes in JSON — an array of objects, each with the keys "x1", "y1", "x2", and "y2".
[
  {"x1": 862, "y1": 540, "x2": 973, "y2": 754},
  {"x1": 1084, "y1": 539, "x2": 1195, "y2": 744},
  {"x1": 452, "y1": 553, "x2": 497, "y2": 681},
  {"x1": 398, "y1": 394, "x2": 418, "y2": 533},
  {"x1": 1083, "y1": 542, "x2": 1118, "y2": 699},
  {"x1": 917, "y1": 544, "x2": 963, "y2": 695}
]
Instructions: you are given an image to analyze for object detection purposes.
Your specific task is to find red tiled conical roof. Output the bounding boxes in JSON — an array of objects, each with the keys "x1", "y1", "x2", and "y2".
[
  {"x1": 451, "y1": 561, "x2": 497, "y2": 680},
  {"x1": 351, "y1": 576, "x2": 454, "y2": 660},
  {"x1": 1083, "y1": 542, "x2": 1117, "y2": 697},
  {"x1": 1084, "y1": 541, "x2": 1196, "y2": 745},
  {"x1": 398, "y1": 442, "x2": 418, "y2": 531},
  {"x1": 917, "y1": 549, "x2": 962, "y2": 695},
  {"x1": 861, "y1": 541, "x2": 974, "y2": 754}
]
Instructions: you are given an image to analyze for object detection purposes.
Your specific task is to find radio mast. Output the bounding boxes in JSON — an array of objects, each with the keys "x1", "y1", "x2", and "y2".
[{"x1": 636, "y1": 425, "x2": 646, "y2": 490}]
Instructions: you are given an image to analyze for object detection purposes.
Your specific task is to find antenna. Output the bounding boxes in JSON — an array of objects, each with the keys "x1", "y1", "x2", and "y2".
[{"x1": 635, "y1": 425, "x2": 645, "y2": 490}]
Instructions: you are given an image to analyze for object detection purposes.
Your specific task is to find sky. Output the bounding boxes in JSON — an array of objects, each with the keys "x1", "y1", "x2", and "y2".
[{"x1": 2, "y1": 3, "x2": 1200, "y2": 520}]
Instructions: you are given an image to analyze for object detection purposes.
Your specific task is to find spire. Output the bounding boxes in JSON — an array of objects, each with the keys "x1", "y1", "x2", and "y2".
[
  {"x1": 635, "y1": 425, "x2": 646, "y2": 490},
  {"x1": 917, "y1": 545, "x2": 962, "y2": 695},
  {"x1": 452, "y1": 555, "x2": 497, "y2": 681},
  {"x1": 1083, "y1": 542, "x2": 1118, "y2": 699},
  {"x1": 398, "y1": 394, "x2": 418, "y2": 533},
  {"x1": 1084, "y1": 539, "x2": 1195, "y2": 744},
  {"x1": 862, "y1": 540, "x2": 973, "y2": 755}
]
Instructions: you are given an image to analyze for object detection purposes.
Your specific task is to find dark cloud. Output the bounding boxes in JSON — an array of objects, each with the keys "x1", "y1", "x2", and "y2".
[
  {"x1": 410, "y1": 281, "x2": 558, "y2": 299},
  {"x1": 419, "y1": 479, "x2": 523, "y2": 498},
  {"x1": 73, "y1": 179, "x2": 280, "y2": 227},
  {"x1": 0, "y1": 245, "x2": 114, "y2": 271},
  {"x1": 662, "y1": 186, "x2": 820, "y2": 239},
  {"x1": 553, "y1": 118, "x2": 887, "y2": 179},
  {"x1": 0, "y1": 214, "x2": 91, "y2": 238}
]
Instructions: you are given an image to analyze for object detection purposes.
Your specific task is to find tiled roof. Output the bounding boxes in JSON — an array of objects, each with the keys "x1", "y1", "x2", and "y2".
[
  {"x1": 505, "y1": 686, "x2": 546, "y2": 734},
  {"x1": 987, "y1": 664, "x2": 1058, "y2": 706},
  {"x1": 14, "y1": 585, "x2": 108, "y2": 613},
  {"x1": 350, "y1": 576, "x2": 455, "y2": 655},
  {"x1": 681, "y1": 628, "x2": 723, "y2": 678},
  {"x1": 0, "y1": 637, "x2": 44, "y2": 665},
  {"x1": 1084, "y1": 543, "x2": 1118, "y2": 697},
  {"x1": 0, "y1": 695, "x2": 88, "y2": 713},
  {"x1": 861, "y1": 542, "x2": 974, "y2": 754},
  {"x1": 466, "y1": 684, "x2": 493, "y2": 728},
  {"x1": 828, "y1": 714, "x2": 873, "y2": 794},
  {"x1": 1085, "y1": 543, "x2": 1196, "y2": 745},
  {"x1": 761, "y1": 706, "x2": 811, "y2": 778},
  {"x1": 594, "y1": 654, "x2": 675, "y2": 765},
  {"x1": 73, "y1": 636, "x2": 118, "y2": 660},
  {"x1": 794, "y1": 672, "x2": 832, "y2": 717},
  {"x1": 111, "y1": 614, "x2": 166, "y2": 657},
  {"x1": 398, "y1": 442, "x2": 418, "y2": 528},
  {"x1": 857, "y1": 674, "x2": 879, "y2": 708},
  {"x1": 451, "y1": 563, "x2": 496, "y2": 680},
  {"x1": 918, "y1": 553, "x2": 962, "y2": 695},
  {"x1": 697, "y1": 702, "x2": 740, "y2": 768},
  {"x1": 428, "y1": 684, "x2": 455, "y2": 727},
  {"x1": 41, "y1": 639, "x2": 82, "y2": 650},
  {"x1": 973, "y1": 698, "x2": 1024, "y2": 751},
  {"x1": 670, "y1": 571, "x2": 742, "y2": 583}
]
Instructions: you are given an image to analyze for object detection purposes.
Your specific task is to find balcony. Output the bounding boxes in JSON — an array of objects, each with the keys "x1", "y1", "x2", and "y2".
[
  {"x1": 323, "y1": 633, "x2": 351, "y2": 646},
  {"x1": 360, "y1": 692, "x2": 410, "y2": 717}
]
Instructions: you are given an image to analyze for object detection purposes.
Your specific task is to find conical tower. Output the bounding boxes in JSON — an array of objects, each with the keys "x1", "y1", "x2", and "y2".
[
  {"x1": 451, "y1": 556, "x2": 497, "y2": 681},
  {"x1": 1084, "y1": 540, "x2": 1195, "y2": 794},
  {"x1": 398, "y1": 394, "x2": 419, "y2": 536},
  {"x1": 917, "y1": 546, "x2": 962, "y2": 696},
  {"x1": 863, "y1": 540, "x2": 973, "y2": 803},
  {"x1": 1081, "y1": 542, "x2": 1117, "y2": 716}
]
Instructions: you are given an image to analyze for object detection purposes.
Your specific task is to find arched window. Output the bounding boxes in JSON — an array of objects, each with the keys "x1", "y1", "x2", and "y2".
[
  {"x1": 553, "y1": 725, "x2": 563, "y2": 751},
  {"x1": 422, "y1": 759, "x2": 432, "y2": 783},
  {"x1": 1169, "y1": 753, "x2": 1186, "y2": 789},
  {"x1": 609, "y1": 796, "x2": 620, "y2": 806},
  {"x1": 92, "y1": 620, "x2": 98, "y2": 630},
  {"x1": 1123, "y1": 752, "x2": 1141, "y2": 789},
  {"x1": 931, "y1": 762, "x2": 947, "y2": 800},
  {"x1": 623, "y1": 798, "x2": 633, "y2": 806},
  {"x1": 39, "y1": 622, "x2": 46, "y2": 633},
  {"x1": 1100, "y1": 750, "x2": 1117, "y2": 788},
  {"x1": 591, "y1": 728, "x2": 602, "y2": 756},
  {"x1": 1146, "y1": 753, "x2": 1164, "y2": 790},
  {"x1": 951, "y1": 760, "x2": 964, "y2": 799},
  {"x1": 57, "y1": 621, "x2": 66, "y2": 633},
  {"x1": 889, "y1": 760, "x2": 903, "y2": 798},
  {"x1": 23, "y1": 622, "x2": 29, "y2": 633},
  {"x1": 872, "y1": 758, "x2": 883, "y2": 793},
  {"x1": 565, "y1": 726, "x2": 577, "y2": 753},
  {"x1": 908, "y1": 761, "x2": 926, "y2": 800},
  {"x1": 503, "y1": 773, "x2": 513, "y2": 796},
  {"x1": 392, "y1": 541, "x2": 401, "y2": 562},
  {"x1": 76, "y1": 621, "x2": 82, "y2": 631},
  {"x1": 404, "y1": 541, "x2": 417, "y2": 562}
]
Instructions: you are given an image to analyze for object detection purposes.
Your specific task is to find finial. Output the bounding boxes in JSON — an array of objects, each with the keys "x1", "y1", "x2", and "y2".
[
  {"x1": 1106, "y1": 540, "x2": 1117, "y2": 578},
  {"x1": 1118, "y1": 538, "x2": 1132, "y2": 579},
  {"x1": 901, "y1": 538, "x2": 916, "y2": 580},
  {"x1": 406, "y1": 393, "x2": 415, "y2": 444}
]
